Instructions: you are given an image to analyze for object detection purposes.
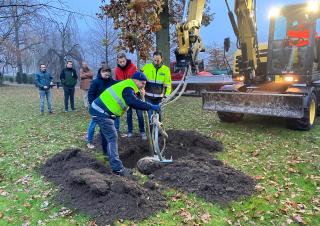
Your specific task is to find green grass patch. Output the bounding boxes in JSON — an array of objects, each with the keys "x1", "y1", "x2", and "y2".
[{"x1": 0, "y1": 86, "x2": 319, "y2": 225}]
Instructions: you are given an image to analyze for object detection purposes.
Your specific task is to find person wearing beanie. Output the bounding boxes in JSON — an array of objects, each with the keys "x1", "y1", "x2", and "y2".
[
  {"x1": 86, "y1": 67, "x2": 117, "y2": 149},
  {"x1": 89, "y1": 71, "x2": 160, "y2": 177},
  {"x1": 114, "y1": 52, "x2": 146, "y2": 140}
]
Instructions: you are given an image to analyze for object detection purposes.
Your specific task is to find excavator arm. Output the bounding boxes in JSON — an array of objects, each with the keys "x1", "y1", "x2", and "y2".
[
  {"x1": 175, "y1": 0, "x2": 260, "y2": 80},
  {"x1": 175, "y1": 0, "x2": 206, "y2": 72},
  {"x1": 228, "y1": 0, "x2": 260, "y2": 83}
]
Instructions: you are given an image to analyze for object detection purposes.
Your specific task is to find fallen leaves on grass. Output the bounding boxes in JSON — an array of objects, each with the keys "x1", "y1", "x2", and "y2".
[
  {"x1": 255, "y1": 175, "x2": 264, "y2": 180},
  {"x1": 255, "y1": 184, "x2": 265, "y2": 192},
  {"x1": 200, "y1": 212, "x2": 211, "y2": 223},
  {"x1": 292, "y1": 214, "x2": 306, "y2": 225},
  {"x1": 179, "y1": 208, "x2": 193, "y2": 222},
  {"x1": 88, "y1": 221, "x2": 98, "y2": 226},
  {"x1": 171, "y1": 193, "x2": 183, "y2": 202},
  {"x1": 252, "y1": 149, "x2": 261, "y2": 157},
  {"x1": 0, "y1": 189, "x2": 9, "y2": 196}
]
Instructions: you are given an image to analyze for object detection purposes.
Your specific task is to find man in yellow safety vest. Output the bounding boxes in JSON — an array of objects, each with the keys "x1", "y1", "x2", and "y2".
[
  {"x1": 143, "y1": 51, "x2": 172, "y2": 120},
  {"x1": 89, "y1": 71, "x2": 160, "y2": 176}
]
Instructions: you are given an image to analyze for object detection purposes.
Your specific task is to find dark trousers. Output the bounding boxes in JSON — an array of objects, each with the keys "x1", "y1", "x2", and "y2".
[
  {"x1": 90, "y1": 107, "x2": 123, "y2": 172},
  {"x1": 63, "y1": 86, "x2": 75, "y2": 111}
]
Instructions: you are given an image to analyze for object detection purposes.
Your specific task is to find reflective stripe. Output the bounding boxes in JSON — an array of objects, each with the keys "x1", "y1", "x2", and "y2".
[
  {"x1": 91, "y1": 101, "x2": 105, "y2": 114},
  {"x1": 145, "y1": 92, "x2": 163, "y2": 97},
  {"x1": 109, "y1": 87, "x2": 126, "y2": 110},
  {"x1": 147, "y1": 80, "x2": 164, "y2": 85}
]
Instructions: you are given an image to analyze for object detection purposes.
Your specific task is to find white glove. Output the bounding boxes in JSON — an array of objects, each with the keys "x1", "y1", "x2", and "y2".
[{"x1": 43, "y1": 86, "x2": 48, "y2": 89}]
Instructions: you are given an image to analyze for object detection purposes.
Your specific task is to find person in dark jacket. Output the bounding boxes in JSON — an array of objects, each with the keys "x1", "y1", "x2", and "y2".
[
  {"x1": 87, "y1": 67, "x2": 117, "y2": 149},
  {"x1": 35, "y1": 64, "x2": 54, "y2": 115},
  {"x1": 89, "y1": 71, "x2": 160, "y2": 176},
  {"x1": 60, "y1": 60, "x2": 78, "y2": 112}
]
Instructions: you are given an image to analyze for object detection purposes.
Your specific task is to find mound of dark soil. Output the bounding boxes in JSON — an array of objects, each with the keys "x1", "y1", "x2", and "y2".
[
  {"x1": 41, "y1": 149, "x2": 166, "y2": 225},
  {"x1": 42, "y1": 130, "x2": 255, "y2": 224},
  {"x1": 115, "y1": 130, "x2": 255, "y2": 205}
]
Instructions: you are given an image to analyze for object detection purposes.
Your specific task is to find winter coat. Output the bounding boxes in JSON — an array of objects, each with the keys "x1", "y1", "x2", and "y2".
[
  {"x1": 60, "y1": 68, "x2": 78, "y2": 88},
  {"x1": 35, "y1": 71, "x2": 53, "y2": 90},
  {"x1": 88, "y1": 74, "x2": 118, "y2": 105},
  {"x1": 80, "y1": 69, "x2": 93, "y2": 90},
  {"x1": 114, "y1": 59, "x2": 137, "y2": 81}
]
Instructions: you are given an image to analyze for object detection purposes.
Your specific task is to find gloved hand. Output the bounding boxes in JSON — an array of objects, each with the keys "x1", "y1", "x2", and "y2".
[
  {"x1": 43, "y1": 86, "x2": 48, "y2": 89},
  {"x1": 150, "y1": 104, "x2": 161, "y2": 113}
]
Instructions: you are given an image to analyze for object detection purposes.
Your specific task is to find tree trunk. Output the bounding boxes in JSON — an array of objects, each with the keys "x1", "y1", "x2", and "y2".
[
  {"x1": 13, "y1": 5, "x2": 23, "y2": 75},
  {"x1": 156, "y1": 0, "x2": 170, "y2": 66}
]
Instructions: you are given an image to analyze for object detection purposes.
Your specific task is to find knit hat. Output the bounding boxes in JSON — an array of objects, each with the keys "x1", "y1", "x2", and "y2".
[{"x1": 132, "y1": 71, "x2": 147, "y2": 81}]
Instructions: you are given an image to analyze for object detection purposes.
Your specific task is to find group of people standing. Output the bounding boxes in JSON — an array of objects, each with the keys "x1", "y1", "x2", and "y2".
[
  {"x1": 35, "y1": 60, "x2": 81, "y2": 114},
  {"x1": 35, "y1": 51, "x2": 172, "y2": 176}
]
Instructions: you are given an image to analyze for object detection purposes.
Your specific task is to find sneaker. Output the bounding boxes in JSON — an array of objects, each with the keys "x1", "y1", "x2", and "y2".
[
  {"x1": 127, "y1": 133, "x2": 133, "y2": 138},
  {"x1": 141, "y1": 132, "x2": 147, "y2": 140},
  {"x1": 87, "y1": 143, "x2": 95, "y2": 149},
  {"x1": 48, "y1": 111, "x2": 54, "y2": 114},
  {"x1": 64, "y1": 110, "x2": 68, "y2": 113},
  {"x1": 113, "y1": 167, "x2": 133, "y2": 177}
]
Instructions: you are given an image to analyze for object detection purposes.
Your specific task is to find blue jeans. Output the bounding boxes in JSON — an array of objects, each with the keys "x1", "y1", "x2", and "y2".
[
  {"x1": 63, "y1": 86, "x2": 75, "y2": 111},
  {"x1": 87, "y1": 118, "x2": 97, "y2": 144},
  {"x1": 127, "y1": 107, "x2": 145, "y2": 133},
  {"x1": 39, "y1": 89, "x2": 52, "y2": 113},
  {"x1": 114, "y1": 108, "x2": 145, "y2": 133},
  {"x1": 90, "y1": 108, "x2": 123, "y2": 172}
]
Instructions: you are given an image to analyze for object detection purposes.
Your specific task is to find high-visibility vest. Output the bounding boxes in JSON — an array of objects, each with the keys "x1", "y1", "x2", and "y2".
[
  {"x1": 143, "y1": 63, "x2": 172, "y2": 98},
  {"x1": 287, "y1": 28, "x2": 310, "y2": 47},
  {"x1": 99, "y1": 79, "x2": 139, "y2": 116}
]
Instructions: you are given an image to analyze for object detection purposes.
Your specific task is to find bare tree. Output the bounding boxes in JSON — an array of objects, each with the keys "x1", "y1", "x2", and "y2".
[
  {"x1": 206, "y1": 42, "x2": 235, "y2": 71},
  {"x1": 38, "y1": 13, "x2": 83, "y2": 81},
  {"x1": 83, "y1": 17, "x2": 119, "y2": 72}
]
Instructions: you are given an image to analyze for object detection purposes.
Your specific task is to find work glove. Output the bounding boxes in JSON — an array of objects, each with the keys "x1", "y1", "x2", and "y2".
[
  {"x1": 150, "y1": 104, "x2": 161, "y2": 113},
  {"x1": 43, "y1": 86, "x2": 48, "y2": 89}
]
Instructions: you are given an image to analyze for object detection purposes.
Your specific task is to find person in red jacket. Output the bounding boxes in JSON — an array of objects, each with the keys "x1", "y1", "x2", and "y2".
[{"x1": 114, "y1": 52, "x2": 146, "y2": 140}]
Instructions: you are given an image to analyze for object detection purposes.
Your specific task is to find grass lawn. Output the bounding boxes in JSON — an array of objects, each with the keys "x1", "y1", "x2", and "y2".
[{"x1": 0, "y1": 85, "x2": 319, "y2": 225}]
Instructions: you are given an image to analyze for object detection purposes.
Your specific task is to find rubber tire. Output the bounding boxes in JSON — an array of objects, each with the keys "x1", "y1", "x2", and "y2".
[
  {"x1": 217, "y1": 112, "x2": 244, "y2": 123},
  {"x1": 286, "y1": 92, "x2": 318, "y2": 131}
]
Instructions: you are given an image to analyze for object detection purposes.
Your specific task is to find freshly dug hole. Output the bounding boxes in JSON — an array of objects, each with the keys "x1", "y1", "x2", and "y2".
[{"x1": 116, "y1": 130, "x2": 256, "y2": 205}]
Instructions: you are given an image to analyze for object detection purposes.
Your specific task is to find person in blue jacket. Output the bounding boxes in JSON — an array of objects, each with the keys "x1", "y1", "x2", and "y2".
[
  {"x1": 87, "y1": 67, "x2": 117, "y2": 149},
  {"x1": 35, "y1": 64, "x2": 54, "y2": 115}
]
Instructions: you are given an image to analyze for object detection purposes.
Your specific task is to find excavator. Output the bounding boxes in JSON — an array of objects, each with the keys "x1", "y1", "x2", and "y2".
[
  {"x1": 175, "y1": 0, "x2": 320, "y2": 131},
  {"x1": 138, "y1": 0, "x2": 320, "y2": 170}
]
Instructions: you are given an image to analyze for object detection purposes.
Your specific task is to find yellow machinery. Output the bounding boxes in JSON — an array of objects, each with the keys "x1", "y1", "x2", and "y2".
[{"x1": 176, "y1": 0, "x2": 320, "y2": 130}]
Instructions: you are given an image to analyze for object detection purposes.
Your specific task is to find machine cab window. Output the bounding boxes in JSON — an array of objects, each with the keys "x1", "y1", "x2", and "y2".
[{"x1": 268, "y1": 5, "x2": 317, "y2": 75}]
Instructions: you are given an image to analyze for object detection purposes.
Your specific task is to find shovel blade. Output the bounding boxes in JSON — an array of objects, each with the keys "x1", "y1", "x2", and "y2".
[{"x1": 202, "y1": 92, "x2": 304, "y2": 118}]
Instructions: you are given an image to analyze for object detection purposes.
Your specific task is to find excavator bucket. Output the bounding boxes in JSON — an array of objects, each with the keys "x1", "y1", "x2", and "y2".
[{"x1": 202, "y1": 92, "x2": 305, "y2": 118}]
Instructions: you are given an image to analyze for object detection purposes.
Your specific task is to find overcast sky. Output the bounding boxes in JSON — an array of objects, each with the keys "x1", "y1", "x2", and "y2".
[{"x1": 62, "y1": 0, "x2": 308, "y2": 46}]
